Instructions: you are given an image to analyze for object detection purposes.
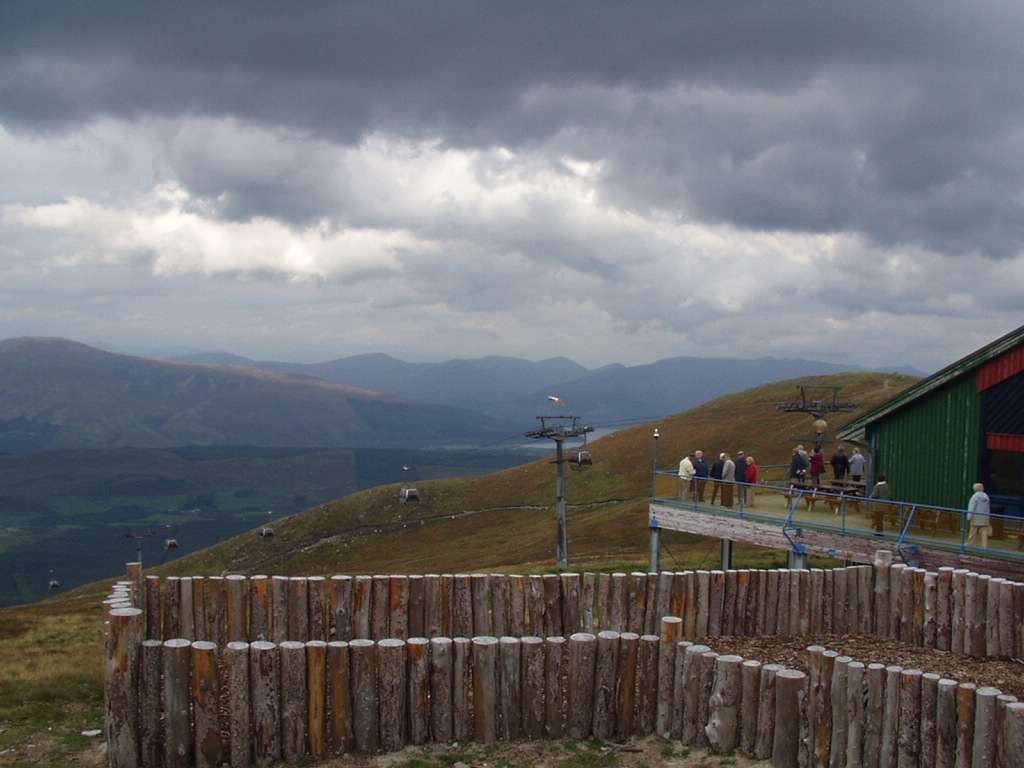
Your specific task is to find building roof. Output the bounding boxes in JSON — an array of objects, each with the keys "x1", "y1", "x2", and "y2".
[{"x1": 838, "y1": 323, "x2": 1024, "y2": 442}]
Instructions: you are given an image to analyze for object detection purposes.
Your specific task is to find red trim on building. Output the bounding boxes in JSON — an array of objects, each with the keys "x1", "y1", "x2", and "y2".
[
  {"x1": 977, "y1": 346, "x2": 1024, "y2": 392},
  {"x1": 987, "y1": 433, "x2": 1024, "y2": 452}
]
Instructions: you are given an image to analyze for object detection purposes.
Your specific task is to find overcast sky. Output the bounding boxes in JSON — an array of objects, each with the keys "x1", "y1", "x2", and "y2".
[{"x1": 2, "y1": 2, "x2": 1023, "y2": 373}]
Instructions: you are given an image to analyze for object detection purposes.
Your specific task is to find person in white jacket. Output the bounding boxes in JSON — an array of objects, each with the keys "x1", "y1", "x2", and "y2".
[{"x1": 967, "y1": 482, "x2": 992, "y2": 548}]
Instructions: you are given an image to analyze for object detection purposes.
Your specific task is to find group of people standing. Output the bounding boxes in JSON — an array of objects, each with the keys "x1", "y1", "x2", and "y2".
[
  {"x1": 678, "y1": 450, "x2": 759, "y2": 508},
  {"x1": 788, "y1": 444, "x2": 867, "y2": 485}
]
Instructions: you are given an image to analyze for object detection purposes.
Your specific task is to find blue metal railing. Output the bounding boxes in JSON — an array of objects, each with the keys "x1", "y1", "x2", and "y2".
[{"x1": 651, "y1": 470, "x2": 1024, "y2": 564}]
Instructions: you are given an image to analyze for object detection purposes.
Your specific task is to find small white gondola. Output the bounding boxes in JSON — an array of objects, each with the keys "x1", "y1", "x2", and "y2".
[
  {"x1": 164, "y1": 537, "x2": 179, "y2": 551},
  {"x1": 400, "y1": 487, "x2": 420, "y2": 503},
  {"x1": 569, "y1": 450, "x2": 593, "y2": 470}
]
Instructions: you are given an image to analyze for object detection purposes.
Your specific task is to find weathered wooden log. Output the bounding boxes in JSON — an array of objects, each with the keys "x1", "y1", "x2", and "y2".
[
  {"x1": 807, "y1": 646, "x2": 837, "y2": 768},
  {"x1": 567, "y1": 632, "x2": 597, "y2": 740},
  {"x1": 471, "y1": 574, "x2": 490, "y2": 636},
  {"x1": 695, "y1": 649, "x2": 719, "y2": 749},
  {"x1": 919, "y1": 672, "x2": 939, "y2": 768},
  {"x1": 226, "y1": 574, "x2": 247, "y2": 643},
  {"x1": 997, "y1": 579, "x2": 1015, "y2": 659},
  {"x1": 707, "y1": 570, "x2": 725, "y2": 637},
  {"x1": 353, "y1": 575, "x2": 372, "y2": 640},
  {"x1": 139, "y1": 639, "x2": 163, "y2": 768},
  {"x1": 106, "y1": 607, "x2": 144, "y2": 768},
  {"x1": 706, "y1": 654, "x2": 743, "y2": 755},
  {"x1": 879, "y1": 666, "x2": 902, "y2": 768},
  {"x1": 592, "y1": 630, "x2": 620, "y2": 740},
  {"x1": 191, "y1": 641, "x2": 223, "y2": 768},
  {"x1": 528, "y1": 575, "x2": 545, "y2": 636},
  {"x1": 490, "y1": 574, "x2": 508, "y2": 638},
  {"x1": 190, "y1": 576, "x2": 206, "y2": 641},
  {"x1": 845, "y1": 661, "x2": 866, "y2": 768},
  {"x1": 508, "y1": 575, "x2": 527, "y2": 636},
  {"x1": 830, "y1": 655, "x2": 852, "y2": 768},
  {"x1": 378, "y1": 638, "x2": 408, "y2": 753},
  {"x1": 371, "y1": 575, "x2": 390, "y2": 641},
  {"x1": 951, "y1": 569, "x2": 969, "y2": 655},
  {"x1": 544, "y1": 574, "x2": 564, "y2": 637},
  {"x1": 858, "y1": 566, "x2": 874, "y2": 636},
  {"x1": 985, "y1": 578, "x2": 1004, "y2": 658},
  {"x1": 163, "y1": 638, "x2": 192, "y2": 768},
  {"x1": 936, "y1": 567, "x2": 954, "y2": 653},
  {"x1": 617, "y1": 632, "x2": 640, "y2": 740},
  {"x1": 349, "y1": 638, "x2": 379, "y2": 753},
  {"x1": 656, "y1": 616, "x2": 683, "y2": 738},
  {"x1": 1014, "y1": 583, "x2": 1024, "y2": 662},
  {"x1": 472, "y1": 636, "x2": 498, "y2": 743},
  {"x1": 972, "y1": 686, "x2": 1002, "y2": 768},
  {"x1": 932, "y1": 678, "x2": 957, "y2": 768},
  {"x1": 453, "y1": 574, "x2": 473, "y2": 638},
  {"x1": 954, "y1": 682, "x2": 977, "y2": 768},
  {"x1": 635, "y1": 634, "x2": 660, "y2": 737},
  {"x1": 670, "y1": 640, "x2": 693, "y2": 740},
  {"x1": 521, "y1": 636, "x2": 545, "y2": 739},
  {"x1": 429, "y1": 637, "x2": 454, "y2": 742},
  {"x1": 774, "y1": 567, "x2": 790, "y2": 636},
  {"x1": 287, "y1": 577, "x2": 310, "y2": 642},
  {"x1": 721, "y1": 570, "x2": 737, "y2": 636},
  {"x1": 439, "y1": 574, "x2": 455, "y2": 637},
  {"x1": 807, "y1": 569, "x2": 824, "y2": 636},
  {"x1": 422, "y1": 574, "x2": 441, "y2": 639},
  {"x1": 740, "y1": 658, "x2": 762, "y2": 758},
  {"x1": 997, "y1": 701, "x2": 1024, "y2": 768},
  {"x1": 307, "y1": 640, "x2": 328, "y2": 759},
  {"x1": 271, "y1": 575, "x2": 289, "y2": 644},
  {"x1": 582, "y1": 572, "x2": 597, "y2": 633},
  {"x1": 163, "y1": 576, "x2": 182, "y2": 641},
  {"x1": 249, "y1": 575, "x2": 270, "y2": 642},
  {"x1": 449, "y1": 636, "x2": 471, "y2": 742},
  {"x1": 408, "y1": 637, "x2": 430, "y2": 746},
  {"x1": 919, "y1": 571, "x2": 936, "y2": 649},
  {"x1": 225, "y1": 641, "x2": 251, "y2": 768},
  {"x1": 966, "y1": 573, "x2": 987, "y2": 657},
  {"x1": 498, "y1": 636, "x2": 522, "y2": 740},
  {"x1": 544, "y1": 635, "x2": 567, "y2": 738},
  {"x1": 873, "y1": 554, "x2": 892, "y2": 639},
  {"x1": 773, "y1": 669, "x2": 808, "y2": 768},
  {"x1": 389, "y1": 574, "x2": 410, "y2": 641},
  {"x1": 679, "y1": 643, "x2": 711, "y2": 745},
  {"x1": 643, "y1": 573, "x2": 660, "y2": 637},
  {"x1": 408, "y1": 575, "x2": 425, "y2": 638},
  {"x1": 863, "y1": 663, "x2": 886, "y2": 768},
  {"x1": 280, "y1": 640, "x2": 308, "y2": 763},
  {"x1": 833, "y1": 567, "x2": 849, "y2": 637},
  {"x1": 679, "y1": 570, "x2": 697, "y2": 636},
  {"x1": 327, "y1": 641, "x2": 352, "y2": 755},
  {"x1": 562, "y1": 572, "x2": 582, "y2": 636},
  {"x1": 755, "y1": 663, "x2": 784, "y2": 761},
  {"x1": 597, "y1": 573, "x2": 612, "y2": 632},
  {"x1": 654, "y1": 572, "x2": 674, "y2": 635},
  {"x1": 610, "y1": 572, "x2": 628, "y2": 632},
  {"x1": 145, "y1": 575, "x2": 162, "y2": 641},
  {"x1": 309, "y1": 576, "x2": 328, "y2": 643},
  {"x1": 897, "y1": 668, "x2": 922, "y2": 768},
  {"x1": 329, "y1": 575, "x2": 353, "y2": 642},
  {"x1": 627, "y1": 572, "x2": 646, "y2": 635}
]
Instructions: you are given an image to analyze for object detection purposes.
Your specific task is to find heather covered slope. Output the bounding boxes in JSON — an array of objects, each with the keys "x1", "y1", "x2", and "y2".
[{"x1": 159, "y1": 370, "x2": 917, "y2": 579}]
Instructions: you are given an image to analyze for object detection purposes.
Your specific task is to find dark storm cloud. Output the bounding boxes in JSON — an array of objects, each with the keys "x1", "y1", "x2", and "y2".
[{"x1": 6, "y1": 2, "x2": 1023, "y2": 257}]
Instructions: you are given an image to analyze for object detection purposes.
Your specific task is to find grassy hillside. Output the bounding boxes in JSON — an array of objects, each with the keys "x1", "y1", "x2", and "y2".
[{"x1": 0, "y1": 370, "x2": 916, "y2": 766}]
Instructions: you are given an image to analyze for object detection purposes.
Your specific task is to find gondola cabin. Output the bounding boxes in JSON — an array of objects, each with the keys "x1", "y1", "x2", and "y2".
[
  {"x1": 260, "y1": 527, "x2": 275, "y2": 540},
  {"x1": 569, "y1": 450, "x2": 593, "y2": 470},
  {"x1": 164, "y1": 537, "x2": 179, "y2": 551},
  {"x1": 400, "y1": 487, "x2": 420, "y2": 503}
]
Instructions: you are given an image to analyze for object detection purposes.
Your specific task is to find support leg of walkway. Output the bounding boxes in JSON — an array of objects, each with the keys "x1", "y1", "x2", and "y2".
[
  {"x1": 649, "y1": 522, "x2": 662, "y2": 574},
  {"x1": 721, "y1": 539, "x2": 733, "y2": 570}
]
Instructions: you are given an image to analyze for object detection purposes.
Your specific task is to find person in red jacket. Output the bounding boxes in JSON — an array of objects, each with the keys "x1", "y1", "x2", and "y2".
[
  {"x1": 745, "y1": 455, "x2": 759, "y2": 507},
  {"x1": 809, "y1": 446, "x2": 826, "y2": 484}
]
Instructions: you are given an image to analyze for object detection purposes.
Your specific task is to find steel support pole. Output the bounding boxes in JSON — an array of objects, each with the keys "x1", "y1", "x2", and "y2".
[
  {"x1": 649, "y1": 521, "x2": 662, "y2": 574},
  {"x1": 721, "y1": 538, "x2": 734, "y2": 570},
  {"x1": 556, "y1": 438, "x2": 568, "y2": 569}
]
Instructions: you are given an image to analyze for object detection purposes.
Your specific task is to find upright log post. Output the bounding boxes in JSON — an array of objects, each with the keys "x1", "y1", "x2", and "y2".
[
  {"x1": 592, "y1": 631, "x2": 619, "y2": 740},
  {"x1": 163, "y1": 638, "x2": 192, "y2": 768},
  {"x1": 307, "y1": 640, "x2": 328, "y2": 760},
  {"x1": 191, "y1": 641, "x2": 223, "y2": 768},
  {"x1": 544, "y1": 636, "x2": 567, "y2": 738},
  {"x1": 408, "y1": 637, "x2": 431, "y2": 746},
  {"x1": 773, "y1": 669, "x2": 808, "y2": 768},
  {"x1": 706, "y1": 654, "x2": 743, "y2": 755},
  {"x1": 429, "y1": 637, "x2": 454, "y2": 743},
  {"x1": 472, "y1": 636, "x2": 498, "y2": 743},
  {"x1": 378, "y1": 638, "x2": 407, "y2": 753},
  {"x1": 327, "y1": 640, "x2": 352, "y2": 754},
  {"x1": 349, "y1": 638, "x2": 379, "y2": 753},
  {"x1": 224, "y1": 641, "x2": 251, "y2": 768},
  {"x1": 106, "y1": 607, "x2": 144, "y2": 768},
  {"x1": 567, "y1": 633, "x2": 597, "y2": 740},
  {"x1": 521, "y1": 637, "x2": 546, "y2": 739}
]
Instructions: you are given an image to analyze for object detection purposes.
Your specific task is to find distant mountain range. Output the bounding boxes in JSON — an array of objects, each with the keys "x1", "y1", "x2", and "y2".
[
  {"x1": 168, "y1": 349, "x2": 923, "y2": 426},
  {"x1": 0, "y1": 336, "x2": 922, "y2": 452},
  {"x1": 0, "y1": 338, "x2": 519, "y2": 452}
]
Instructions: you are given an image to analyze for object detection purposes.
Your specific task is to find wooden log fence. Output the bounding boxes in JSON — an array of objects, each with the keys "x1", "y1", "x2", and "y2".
[{"x1": 105, "y1": 557, "x2": 1024, "y2": 767}]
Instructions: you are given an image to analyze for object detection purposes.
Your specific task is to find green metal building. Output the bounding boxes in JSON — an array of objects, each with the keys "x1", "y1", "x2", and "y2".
[{"x1": 839, "y1": 324, "x2": 1024, "y2": 517}]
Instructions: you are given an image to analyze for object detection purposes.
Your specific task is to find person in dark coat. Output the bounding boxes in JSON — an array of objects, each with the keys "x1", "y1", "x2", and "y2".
[
  {"x1": 692, "y1": 450, "x2": 710, "y2": 502},
  {"x1": 831, "y1": 447, "x2": 850, "y2": 481}
]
